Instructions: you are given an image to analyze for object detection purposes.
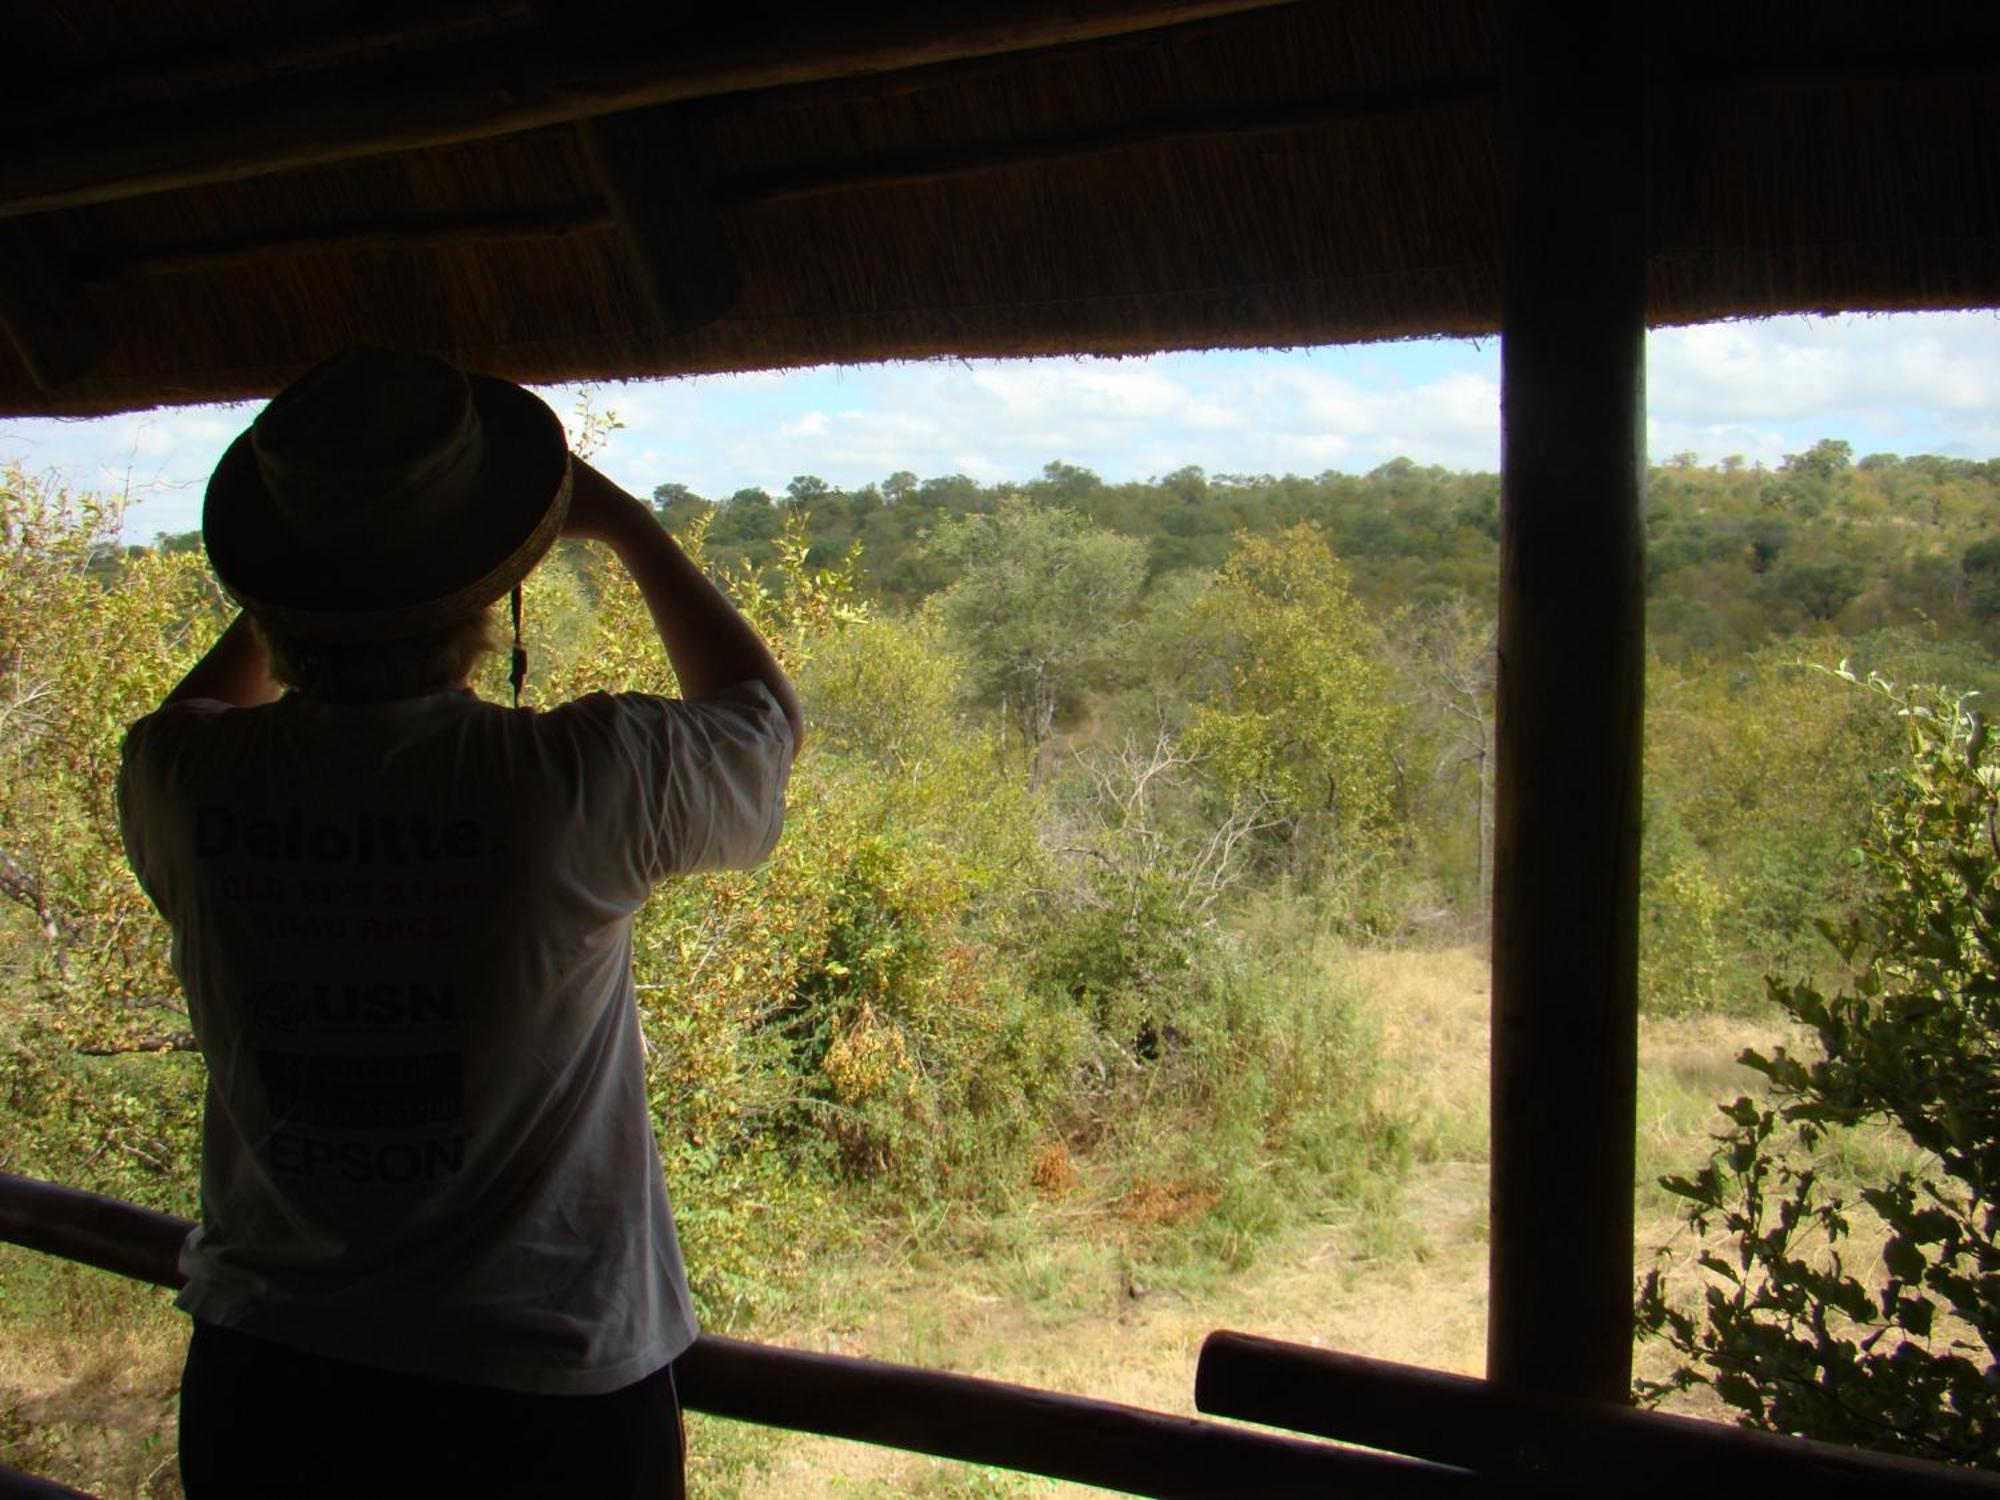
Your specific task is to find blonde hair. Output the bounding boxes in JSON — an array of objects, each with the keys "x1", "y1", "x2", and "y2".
[{"x1": 255, "y1": 606, "x2": 500, "y2": 703}]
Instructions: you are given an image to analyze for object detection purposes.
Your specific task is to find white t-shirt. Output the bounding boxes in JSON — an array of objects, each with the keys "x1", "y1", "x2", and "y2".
[{"x1": 118, "y1": 682, "x2": 794, "y2": 1395}]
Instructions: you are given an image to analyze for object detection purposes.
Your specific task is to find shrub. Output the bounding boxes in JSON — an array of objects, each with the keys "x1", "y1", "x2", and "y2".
[
  {"x1": 1639, "y1": 648, "x2": 1892, "y2": 1013},
  {"x1": 0, "y1": 467, "x2": 216, "y2": 1208},
  {"x1": 1637, "y1": 673, "x2": 2000, "y2": 1467}
]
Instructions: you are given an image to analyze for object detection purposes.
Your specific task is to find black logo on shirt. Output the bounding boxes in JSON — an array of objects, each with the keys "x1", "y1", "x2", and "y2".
[
  {"x1": 196, "y1": 807, "x2": 485, "y2": 863},
  {"x1": 256, "y1": 1050, "x2": 463, "y2": 1130},
  {"x1": 249, "y1": 981, "x2": 459, "y2": 1034}
]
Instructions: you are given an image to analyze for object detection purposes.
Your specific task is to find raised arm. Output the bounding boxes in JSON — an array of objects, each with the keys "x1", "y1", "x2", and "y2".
[
  {"x1": 162, "y1": 612, "x2": 283, "y2": 708},
  {"x1": 562, "y1": 459, "x2": 805, "y2": 750}
]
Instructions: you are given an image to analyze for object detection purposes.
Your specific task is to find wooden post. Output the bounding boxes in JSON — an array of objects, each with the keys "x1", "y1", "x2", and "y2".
[{"x1": 1488, "y1": 7, "x2": 1647, "y2": 1401}]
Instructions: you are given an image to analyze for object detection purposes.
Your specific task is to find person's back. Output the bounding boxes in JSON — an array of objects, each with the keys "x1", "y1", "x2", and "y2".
[{"x1": 119, "y1": 348, "x2": 803, "y2": 1496}]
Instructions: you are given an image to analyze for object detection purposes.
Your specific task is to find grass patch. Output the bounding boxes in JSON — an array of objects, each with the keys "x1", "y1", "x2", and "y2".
[{"x1": 0, "y1": 1249, "x2": 185, "y2": 1499}]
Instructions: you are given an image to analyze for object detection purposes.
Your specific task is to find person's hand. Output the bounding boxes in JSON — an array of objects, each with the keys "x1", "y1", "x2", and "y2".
[
  {"x1": 560, "y1": 459, "x2": 649, "y2": 545},
  {"x1": 557, "y1": 458, "x2": 804, "y2": 746}
]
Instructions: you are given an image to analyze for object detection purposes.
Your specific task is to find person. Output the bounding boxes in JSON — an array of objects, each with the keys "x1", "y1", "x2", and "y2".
[{"x1": 117, "y1": 347, "x2": 802, "y2": 1497}]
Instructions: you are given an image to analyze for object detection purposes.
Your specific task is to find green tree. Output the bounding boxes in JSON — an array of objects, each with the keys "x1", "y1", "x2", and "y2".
[
  {"x1": 0, "y1": 465, "x2": 215, "y2": 1206},
  {"x1": 1782, "y1": 438, "x2": 1855, "y2": 482},
  {"x1": 651, "y1": 482, "x2": 708, "y2": 530},
  {"x1": 152, "y1": 529, "x2": 205, "y2": 555},
  {"x1": 1961, "y1": 539, "x2": 2000, "y2": 623},
  {"x1": 1639, "y1": 645, "x2": 1893, "y2": 1011},
  {"x1": 786, "y1": 474, "x2": 832, "y2": 506},
  {"x1": 0, "y1": 467, "x2": 218, "y2": 1040},
  {"x1": 710, "y1": 487, "x2": 781, "y2": 559},
  {"x1": 929, "y1": 500, "x2": 1146, "y2": 766},
  {"x1": 1768, "y1": 558, "x2": 1865, "y2": 623},
  {"x1": 1186, "y1": 525, "x2": 1400, "y2": 893},
  {"x1": 1638, "y1": 674, "x2": 2000, "y2": 1466},
  {"x1": 1031, "y1": 461, "x2": 1101, "y2": 507},
  {"x1": 1385, "y1": 596, "x2": 1496, "y2": 922},
  {"x1": 1745, "y1": 515, "x2": 1794, "y2": 575}
]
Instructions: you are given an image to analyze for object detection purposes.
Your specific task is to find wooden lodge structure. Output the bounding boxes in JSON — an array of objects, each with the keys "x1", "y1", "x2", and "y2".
[{"x1": 4, "y1": 1, "x2": 2000, "y2": 1493}]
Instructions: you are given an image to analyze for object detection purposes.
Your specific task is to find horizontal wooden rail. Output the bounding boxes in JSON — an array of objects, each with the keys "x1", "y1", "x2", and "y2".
[
  {"x1": 0, "y1": 1173, "x2": 1477, "y2": 1498},
  {"x1": 0, "y1": 1460, "x2": 93, "y2": 1499},
  {"x1": 676, "y1": 1335, "x2": 1479, "y2": 1496},
  {"x1": 1195, "y1": 1330, "x2": 2000, "y2": 1498},
  {"x1": 0, "y1": 1173, "x2": 190, "y2": 1290}
]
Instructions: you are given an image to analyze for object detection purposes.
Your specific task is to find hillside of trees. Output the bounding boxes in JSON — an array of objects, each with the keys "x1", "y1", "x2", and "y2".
[
  {"x1": 632, "y1": 440, "x2": 2000, "y2": 664},
  {"x1": 57, "y1": 437, "x2": 2000, "y2": 1190}
]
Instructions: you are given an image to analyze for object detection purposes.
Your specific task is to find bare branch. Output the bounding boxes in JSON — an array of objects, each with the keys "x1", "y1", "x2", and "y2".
[{"x1": 75, "y1": 1032, "x2": 199, "y2": 1056}]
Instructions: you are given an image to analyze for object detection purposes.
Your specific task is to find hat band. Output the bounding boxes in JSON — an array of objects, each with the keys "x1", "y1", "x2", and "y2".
[{"x1": 230, "y1": 459, "x2": 572, "y2": 645}]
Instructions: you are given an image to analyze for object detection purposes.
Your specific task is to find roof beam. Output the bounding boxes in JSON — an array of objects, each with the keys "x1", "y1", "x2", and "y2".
[
  {"x1": 578, "y1": 109, "x2": 740, "y2": 334},
  {"x1": 0, "y1": 0, "x2": 1302, "y2": 219},
  {"x1": 721, "y1": 76, "x2": 1494, "y2": 208},
  {"x1": 78, "y1": 205, "x2": 613, "y2": 281},
  {"x1": 70, "y1": 77, "x2": 1484, "y2": 282},
  {"x1": 28, "y1": 1, "x2": 536, "y2": 116},
  {"x1": 0, "y1": 223, "x2": 110, "y2": 388}
]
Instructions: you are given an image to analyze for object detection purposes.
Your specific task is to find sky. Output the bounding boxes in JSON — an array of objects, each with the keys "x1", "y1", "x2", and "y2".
[{"x1": 2, "y1": 310, "x2": 1996, "y2": 544}]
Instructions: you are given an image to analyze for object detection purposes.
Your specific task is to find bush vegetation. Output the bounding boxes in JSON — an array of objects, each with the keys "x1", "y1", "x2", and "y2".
[
  {"x1": 1639, "y1": 674, "x2": 2000, "y2": 1465},
  {"x1": 8, "y1": 433, "x2": 2000, "y2": 1479}
]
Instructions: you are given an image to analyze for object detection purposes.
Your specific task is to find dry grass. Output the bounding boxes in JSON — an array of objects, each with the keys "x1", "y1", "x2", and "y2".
[
  {"x1": 703, "y1": 946, "x2": 1791, "y2": 1495},
  {"x1": 5, "y1": 946, "x2": 1790, "y2": 1497},
  {"x1": 0, "y1": 1257, "x2": 185, "y2": 1499},
  {"x1": 1339, "y1": 946, "x2": 1491, "y2": 1165}
]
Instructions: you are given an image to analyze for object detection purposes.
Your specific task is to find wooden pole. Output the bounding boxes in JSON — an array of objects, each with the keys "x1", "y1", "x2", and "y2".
[
  {"x1": 0, "y1": 0, "x2": 1301, "y2": 218},
  {"x1": 1488, "y1": 6, "x2": 1647, "y2": 1401},
  {"x1": 0, "y1": 1172, "x2": 190, "y2": 1288},
  {"x1": 29, "y1": 1, "x2": 535, "y2": 115}
]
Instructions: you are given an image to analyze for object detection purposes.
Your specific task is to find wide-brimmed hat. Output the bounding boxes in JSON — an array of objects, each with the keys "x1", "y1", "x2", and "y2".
[{"x1": 204, "y1": 347, "x2": 571, "y2": 643}]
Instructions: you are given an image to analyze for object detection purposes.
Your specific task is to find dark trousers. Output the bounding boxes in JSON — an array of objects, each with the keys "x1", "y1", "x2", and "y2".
[{"x1": 179, "y1": 1320, "x2": 686, "y2": 1498}]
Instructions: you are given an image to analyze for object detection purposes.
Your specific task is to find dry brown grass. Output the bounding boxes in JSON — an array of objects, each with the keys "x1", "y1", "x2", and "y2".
[
  {"x1": 1339, "y1": 947, "x2": 1491, "y2": 1164},
  {"x1": 0, "y1": 1258, "x2": 185, "y2": 1499},
  {"x1": 5, "y1": 947, "x2": 1789, "y2": 1497},
  {"x1": 715, "y1": 946, "x2": 1790, "y2": 1494}
]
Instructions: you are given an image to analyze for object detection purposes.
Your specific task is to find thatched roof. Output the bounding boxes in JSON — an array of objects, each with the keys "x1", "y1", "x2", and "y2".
[{"x1": 2, "y1": 0, "x2": 1996, "y2": 417}]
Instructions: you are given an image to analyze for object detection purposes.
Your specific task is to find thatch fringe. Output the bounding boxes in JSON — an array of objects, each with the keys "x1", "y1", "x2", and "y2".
[{"x1": 2, "y1": 0, "x2": 1997, "y2": 414}]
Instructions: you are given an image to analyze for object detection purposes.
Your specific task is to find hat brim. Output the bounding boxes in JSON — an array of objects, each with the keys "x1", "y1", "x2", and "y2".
[{"x1": 204, "y1": 374, "x2": 571, "y2": 644}]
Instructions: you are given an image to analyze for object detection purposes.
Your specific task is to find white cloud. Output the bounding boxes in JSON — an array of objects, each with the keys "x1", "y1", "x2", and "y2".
[
  {"x1": 952, "y1": 453, "x2": 1006, "y2": 481},
  {"x1": 4, "y1": 313, "x2": 1994, "y2": 542},
  {"x1": 1266, "y1": 432, "x2": 1354, "y2": 468},
  {"x1": 1647, "y1": 311, "x2": 2000, "y2": 449}
]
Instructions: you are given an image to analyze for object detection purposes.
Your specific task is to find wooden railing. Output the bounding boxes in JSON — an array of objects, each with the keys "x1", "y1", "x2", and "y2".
[
  {"x1": 1197, "y1": 1330, "x2": 2000, "y2": 1499},
  {"x1": 0, "y1": 1172, "x2": 1468, "y2": 1499},
  {"x1": 9, "y1": 1171, "x2": 2000, "y2": 1499}
]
